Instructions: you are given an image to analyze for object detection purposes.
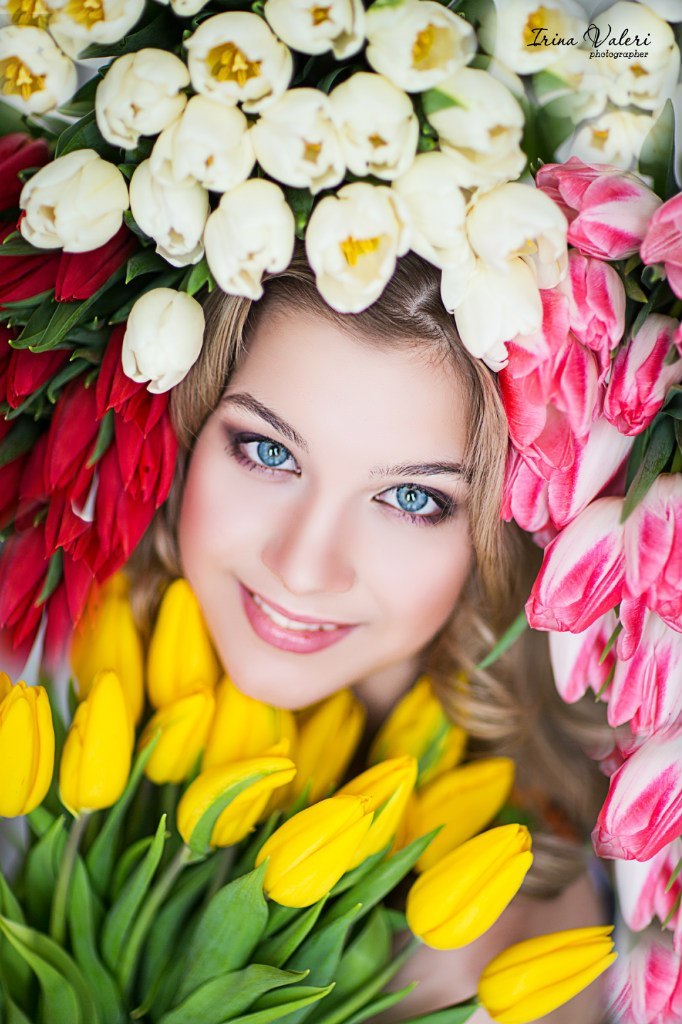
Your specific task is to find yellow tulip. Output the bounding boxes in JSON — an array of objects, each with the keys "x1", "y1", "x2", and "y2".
[
  {"x1": 70, "y1": 572, "x2": 145, "y2": 724},
  {"x1": 202, "y1": 676, "x2": 297, "y2": 770},
  {"x1": 177, "y1": 755, "x2": 296, "y2": 848},
  {"x1": 478, "y1": 925, "x2": 617, "y2": 1023},
  {"x1": 59, "y1": 670, "x2": 132, "y2": 816},
  {"x1": 255, "y1": 794, "x2": 374, "y2": 908},
  {"x1": 412, "y1": 756, "x2": 515, "y2": 872},
  {"x1": 139, "y1": 688, "x2": 215, "y2": 784},
  {"x1": 369, "y1": 674, "x2": 466, "y2": 786},
  {"x1": 147, "y1": 579, "x2": 221, "y2": 708},
  {"x1": 407, "y1": 824, "x2": 533, "y2": 950},
  {"x1": 336, "y1": 756, "x2": 417, "y2": 868},
  {"x1": 0, "y1": 676, "x2": 54, "y2": 817},
  {"x1": 292, "y1": 689, "x2": 366, "y2": 803}
]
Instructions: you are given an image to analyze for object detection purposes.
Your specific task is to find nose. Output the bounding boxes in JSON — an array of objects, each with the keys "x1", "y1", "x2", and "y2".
[{"x1": 261, "y1": 492, "x2": 356, "y2": 597}]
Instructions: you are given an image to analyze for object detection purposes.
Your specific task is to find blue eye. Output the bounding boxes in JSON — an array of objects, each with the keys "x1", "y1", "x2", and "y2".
[
  {"x1": 257, "y1": 439, "x2": 290, "y2": 468},
  {"x1": 395, "y1": 485, "x2": 429, "y2": 513},
  {"x1": 228, "y1": 432, "x2": 299, "y2": 475},
  {"x1": 377, "y1": 484, "x2": 453, "y2": 524}
]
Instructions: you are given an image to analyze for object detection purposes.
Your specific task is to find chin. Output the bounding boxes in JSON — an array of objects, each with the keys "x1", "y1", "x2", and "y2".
[{"x1": 217, "y1": 648, "x2": 343, "y2": 711}]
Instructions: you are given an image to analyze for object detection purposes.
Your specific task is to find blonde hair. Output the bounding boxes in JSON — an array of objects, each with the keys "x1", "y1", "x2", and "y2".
[{"x1": 128, "y1": 249, "x2": 608, "y2": 897}]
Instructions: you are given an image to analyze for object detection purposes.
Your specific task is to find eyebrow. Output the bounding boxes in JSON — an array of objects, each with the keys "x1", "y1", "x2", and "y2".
[{"x1": 222, "y1": 392, "x2": 469, "y2": 480}]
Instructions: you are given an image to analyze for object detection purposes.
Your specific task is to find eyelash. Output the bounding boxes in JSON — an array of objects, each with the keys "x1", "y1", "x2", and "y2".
[{"x1": 225, "y1": 431, "x2": 457, "y2": 527}]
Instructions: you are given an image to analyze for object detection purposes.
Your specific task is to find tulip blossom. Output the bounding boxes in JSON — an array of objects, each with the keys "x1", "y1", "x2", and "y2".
[
  {"x1": 534, "y1": 48, "x2": 610, "y2": 125},
  {"x1": 20, "y1": 150, "x2": 129, "y2": 253},
  {"x1": 255, "y1": 794, "x2": 374, "y2": 907},
  {"x1": 184, "y1": 11, "x2": 293, "y2": 113},
  {"x1": 146, "y1": 578, "x2": 221, "y2": 708},
  {"x1": 479, "y1": 0, "x2": 586, "y2": 75},
  {"x1": 291, "y1": 688, "x2": 365, "y2": 803},
  {"x1": 150, "y1": 96, "x2": 255, "y2": 193},
  {"x1": 202, "y1": 676, "x2": 296, "y2": 770},
  {"x1": 122, "y1": 288, "x2": 205, "y2": 394},
  {"x1": 412, "y1": 757, "x2": 515, "y2": 872},
  {"x1": 606, "y1": 929, "x2": 682, "y2": 1024},
  {"x1": 0, "y1": 675, "x2": 54, "y2": 817},
  {"x1": 425, "y1": 68, "x2": 525, "y2": 191},
  {"x1": 0, "y1": 132, "x2": 49, "y2": 212},
  {"x1": 608, "y1": 612, "x2": 682, "y2": 738},
  {"x1": 48, "y1": 0, "x2": 145, "y2": 59},
  {"x1": 527, "y1": 498, "x2": 626, "y2": 633},
  {"x1": 0, "y1": 25, "x2": 76, "y2": 114},
  {"x1": 615, "y1": 839, "x2": 682, "y2": 953},
  {"x1": 129, "y1": 160, "x2": 208, "y2": 268},
  {"x1": 329, "y1": 73, "x2": 418, "y2": 181},
  {"x1": 337, "y1": 756, "x2": 418, "y2": 867},
  {"x1": 624, "y1": 474, "x2": 682, "y2": 633},
  {"x1": 139, "y1": 688, "x2": 215, "y2": 784},
  {"x1": 548, "y1": 610, "x2": 618, "y2": 704},
  {"x1": 546, "y1": 418, "x2": 633, "y2": 529},
  {"x1": 5, "y1": 346, "x2": 70, "y2": 410},
  {"x1": 0, "y1": 222, "x2": 60, "y2": 306},
  {"x1": 408, "y1": 825, "x2": 533, "y2": 950},
  {"x1": 55, "y1": 225, "x2": 137, "y2": 302},
  {"x1": 605, "y1": 316, "x2": 682, "y2": 436},
  {"x1": 563, "y1": 110, "x2": 655, "y2": 174},
  {"x1": 502, "y1": 449, "x2": 552, "y2": 538},
  {"x1": 593, "y1": 732, "x2": 682, "y2": 861},
  {"x1": 536, "y1": 157, "x2": 662, "y2": 260},
  {"x1": 478, "y1": 926, "x2": 616, "y2": 1023},
  {"x1": 566, "y1": 252, "x2": 626, "y2": 380},
  {"x1": 60, "y1": 670, "x2": 132, "y2": 816},
  {"x1": 641, "y1": 192, "x2": 682, "y2": 300},
  {"x1": 306, "y1": 182, "x2": 410, "y2": 314},
  {"x1": 365, "y1": 0, "x2": 475, "y2": 92},
  {"x1": 95, "y1": 49, "x2": 189, "y2": 150},
  {"x1": 263, "y1": 0, "x2": 364, "y2": 58}
]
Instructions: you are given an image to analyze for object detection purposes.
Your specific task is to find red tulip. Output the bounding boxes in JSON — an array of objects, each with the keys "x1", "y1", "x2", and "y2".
[
  {"x1": 55, "y1": 226, "x2": 137, "y2": 301},
  {"x1": 0, "y1": 133, "x2": 50, "y2": 213},
  {"x1": 0, "y1": 525, "x2": 50, "y2": 647},
  {"x1": 0, "y1": 222, "x2": 60, "y2": 306},
  {"x1": 6, "y1": 347, "x2": 71, "y2": 409},
  {"x1": 96, "y1": 324, "x2": 167, "y2": 432},
  {"x1": 44, "y1": 377, "x2": 102, "y2": 493}
]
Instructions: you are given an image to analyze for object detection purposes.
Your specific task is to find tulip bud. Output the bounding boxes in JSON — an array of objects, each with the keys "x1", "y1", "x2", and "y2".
[
  {"x1": 0, "y1": 674, "x2": 54, "y2": 817},
  {"x1": 336, "y1": 756, "x2": 417, "y2": 868},
  {"x1": 202, "y1": 676, "x2": 296, "y2": 770},
  {"x1": 139, "y1": 688, "x2": 215, "y2": 785},
  {"x1": 256, "y1": 794, "x2": 374, "y2": 907},
  {"x1": 369, "y1": 674, "x2": 466, "y2": 786},
  {"x1": 95, "y1": 49, "x2": 190, "y2": 150},
  {"x1": 70, "y1": 573, "x2": 144, "y2": 725},
  {"x1": 129, "y1": 161, "x2": 209, "y2": 268},
  {"x1": 412, "y1": 757, "x2": 515, "y2": 872},
  {"x1": 146, "y1": 579, "x2": 221, "y2": 707},
  {"x1": 478, "y1": 925, "x2": 617, "y2": 1023},
  {"x1": 0, "y1": 25, "x2": 77, "y2": 115},
  {"x1": 291, "y1": 688, "x2": 366, "y2": 803},
  {"x1": 407, "y1": 824, "x2": 533, "y2": 950},
  {"x1": 122, "y1": 288, "x2": 206, "y2": 395},
  {"x1": 177, "y1": 755, "x2": 296, "y2": 849},
  {"x1": 59, "y1": 670, "x2": 132, "y2": 816}
]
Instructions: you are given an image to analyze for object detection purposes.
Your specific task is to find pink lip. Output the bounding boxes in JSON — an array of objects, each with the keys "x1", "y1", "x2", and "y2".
[{"x1": 239, "y1": 584, "x2": 357, "y2": 654}]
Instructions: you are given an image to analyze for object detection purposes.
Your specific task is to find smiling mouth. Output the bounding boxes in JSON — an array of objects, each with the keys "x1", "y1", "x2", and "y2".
[
  {"x1": 251, "y1": 592, "x2": 342, "y2": 631},
  {"x1": 239, "y1": 583, "x2": 358, "y2": 654}
]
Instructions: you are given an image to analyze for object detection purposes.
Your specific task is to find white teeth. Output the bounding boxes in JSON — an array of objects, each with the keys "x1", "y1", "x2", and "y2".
[{"x1": 252, "y1": 593, "x2": 340, "y2": 632}]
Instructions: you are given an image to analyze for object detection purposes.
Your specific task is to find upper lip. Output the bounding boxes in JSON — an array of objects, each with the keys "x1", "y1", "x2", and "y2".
[{"x1": 244, "y1": 585, "x2": 356, "y2": 628}]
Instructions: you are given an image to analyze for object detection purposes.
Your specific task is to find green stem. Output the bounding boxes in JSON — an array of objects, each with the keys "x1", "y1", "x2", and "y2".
[
  {"x1": 49, "y1": 813, "x2": 88, "y2": 945},
  {"x1": 202, "y1": 846, "x2": 235, "y2": 907}
]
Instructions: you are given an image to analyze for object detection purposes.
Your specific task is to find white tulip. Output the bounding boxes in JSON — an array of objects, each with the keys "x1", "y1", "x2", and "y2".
[
  {"x1": 426, "y1": 68, "x2": 525, "y2": 190},
  {"x1": 250, "y1": 88, "x2": 344, "y2": 194},
  {"x1": 559, "y1": 109, "x2": 655, "y2": 171},
  {"x1": 366, "y1": 0, "x2": 475, "y2": 92},
  {"x1": 203, "y1": 179, "x2": 295, "y2": 300},
  {"x1": 48, "y1": 0, "x2": 145, "y2": 59},
  {"x1": 329, "y1": 72, "x2": 418, "y2": 181},
  {"x1": 150, "y1": 96, "x2": 254, "y2": 192},
  {"x1": 129, "y1": 160, "x2": 209, "y2": 268},
  {"x1": 443, "y1": 258, "x2": 543, "y2": 369},
  {"x1": 305, "y1": 182, "x2": 410, "y2": 314},
  {"x1": 392, "y1": 152, "x2": 474, "y2": 275},
  {"x1": 479, "y1": 0, "x2": 586, "y2": 75},
  {"x1": 466, "y1": 182, "x2": 568, "y2": 290},
  {"x1": 633, "y1": 0, "x2": 682, "y2": 19},
  {"x1": 534, "y1": 49, "x2": 611, "y2": 123},
  {"x1": 185, "y1": 11, "x2": 292, "y2": 114},
  {"x1": 95, "y1": 49, "x2": 189, "y2": 150},
  {"x1": 263, "y1": 0, "x2": 364, "y2": 58},
  {"x1": 122, "y1": 288, "x2": 205, "y2": 394},
  {"x1": 170, "y1": 0, "x2": 208, "y2": 14},
  {"x1": 0, "y1": 25, "x2": 76, "y2": 114},
  {"x1": 19, "y1": 149, "x2": 128, "y2": 252}
]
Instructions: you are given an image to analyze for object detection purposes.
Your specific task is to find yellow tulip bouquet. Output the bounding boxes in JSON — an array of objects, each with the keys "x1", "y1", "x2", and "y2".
[{"x1": 0, "y1": 576, "x2": 616, "y2": 1024}]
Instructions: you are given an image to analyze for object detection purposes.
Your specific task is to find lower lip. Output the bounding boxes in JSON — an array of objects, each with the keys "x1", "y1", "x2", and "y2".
[{"x1": 239, "y1": 584, "x2": 357, "y2": 654}]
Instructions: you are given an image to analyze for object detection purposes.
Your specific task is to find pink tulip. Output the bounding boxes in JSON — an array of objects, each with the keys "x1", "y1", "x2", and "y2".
[
  {"x1": 624, "y1": 475, "x2": 682, "y2": 633},
  {"x1": 502, "y1": 447, "x2": 551, "y2": 534},
  {"x1": 536, "y1": 157, "x2": 661, "y2": 260},
  {"x1": 605, "y1": 315, "x2": 682, "y2": 436},
  {"x1": 608, "y1": 611, "x2": 682, "y2": 738},
  {"x1": 641, "y1": 192, "x2": 682, "y2": 300},
  {"x1": 615, "y1": 839, "x2": 682, "y2": 954},
  {"x1": 547, "y1": 417, "x2": 633, "y2": 529},
  {"x1": 606, "y1": 930, "x2": 682, "y2": 1024},
  {"x1": 592, "y1": 733, "x2": 682, "y2": 861},
  {"x1": 567, "y1": 252, "x2": 626, "y2": 380},
  {"x1": 526, "y1": 497, "x2": 626, "y2": 633},
  {"x1": 548, "y1": 610, "x2": 617, "y2": 703}
]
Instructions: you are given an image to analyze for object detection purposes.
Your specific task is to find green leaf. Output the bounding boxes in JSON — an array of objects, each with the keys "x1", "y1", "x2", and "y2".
[
  {"x1": 46, "y1": 359, "x2": 88, "y2": 404},
  {"x1": 321, "y1": 907, "x2": 391, "y2": 1009},
  {"x1": 126, "y1": 250, "x2": 169, "y2": 284},
  {"x1": 666, "y1": 855, "x2": 682, "y2": 894},
  {"x1": 387, "y1": 1003, "x2": 479, "y2": 1024},
  {"x1": 80, "y1": 10, "x2": 178, "y2": 58},
  {"x1": 283, "y1": 905, "x2": 363, "y2": 1024},
  {"x1": 621, "y1": 417, "x2": 676, "y2": 521},
  {"x1": 476, "y1": 610, "x2": 528, "y2": 670},
  {"x1": 86, "y1": 409, "x2": 114, "y2": 469},
  {"x1": 0, "y1": 417, "x2": 42, "y2": 468},
  {"x1": 174, "y1": 863, "x2": 269, "y2": 1002},
  {"x1": 179, "y1": 259, "x2": 215, "y2": 297},
  {"x1": 55, "y1": 111, "x2": 114, "y2": 160},
  {"x1": 333, "y1": 984, "x2": 416, "y2": 1024},
  {"x1": 57, "y1": 76, "x2": 100, "y2": 119},
  {"x1": 0, "y1": 236, "x2": 46, "y2": 257},
  {"x1": 102, "y1": 815, "x2": 168, "y2": 974},
  {"x1": 313, "y1": 938, "x2": 418, "y2": 1024},
  {"x1": 228, "y1": 983, "x2": 335, "y2": 1024},
  {"x1": 31, "y1": 272, "x2": 125, "y2": 352},
  {"x1": 0, "y1": 985, "x2": 33, "y2": 1024},
  {"x1": 35, "y1": 550, "x2": 63, "y2": 607},
  {"x1": 285, "y1": 190, "x2": 315, "y2": 241},
  {"x1": 328, "y1": 849, "x2": 387, "y2": 898},
  {"x1": 255, "y1": 898, "x2": 327, "y2": 969},
  {"x1": 24, "y1": 816, "x2": 66, "y2": 929},
  {"x1": 639, "y1": 99, "x2": 676, "y2": 200},
  {"x1": 86, "y1": 739, "x2": 159, "y2": 899},
  {"x1": 111, "y1": 836, "x2": 155, "y2": 900},
  {"x1": 624, "y1": 276, "x2": 648, "y2": 303},
  {"x1": 0, "y1": 98, "x2": 26, "y2": 136},
  {"x1": 421, "y1": 89, "x2": 461, "y2": 119},
  {"x1": 12, "y1": 299, "x2": 56, "y2": 350},
  {"x1": 0, "y1": 872, "x2": 31, "y2": 1008},
  {"x1": 68, "y1": 859, "x2": 125, "y2": 1024},
  {"x1": 187, "y1": 771, "x2": 281, "y2": 858},
  {"x1": 158, "y1": 966, "x2": 309, "y2": 1024}
]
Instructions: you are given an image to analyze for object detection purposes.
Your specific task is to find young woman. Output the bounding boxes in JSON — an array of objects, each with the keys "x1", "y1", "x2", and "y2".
[{"x1": 129, "y1": 249, "x2": 612, "y2": 1023}]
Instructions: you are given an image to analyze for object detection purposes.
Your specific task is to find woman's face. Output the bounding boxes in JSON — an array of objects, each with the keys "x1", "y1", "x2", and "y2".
[{"x1": 178, "y1": 308, "x2": 474, "y2": 708}]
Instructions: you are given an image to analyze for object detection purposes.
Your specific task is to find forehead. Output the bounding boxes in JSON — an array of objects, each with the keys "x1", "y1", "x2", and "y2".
[{"x1": 225, "y1": 308, "x2": 469, "y2": 458}]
